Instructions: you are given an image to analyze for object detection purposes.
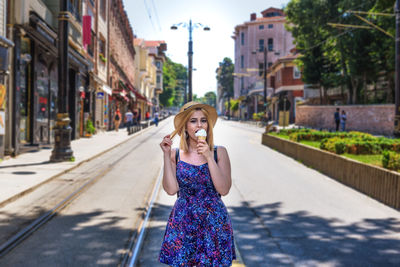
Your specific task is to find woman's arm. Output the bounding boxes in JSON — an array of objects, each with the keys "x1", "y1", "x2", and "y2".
[
  {"x1": 160, "y1": 135, "x2": 179, "y2": 195},
  {"x1": 205, "y1": 146, "x2": 232, "y2": 196}
]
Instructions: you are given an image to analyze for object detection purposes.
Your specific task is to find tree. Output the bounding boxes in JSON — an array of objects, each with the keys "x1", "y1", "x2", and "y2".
[
  {"x1": 216, "y1": 57, "x2": 234, "y2": 118},
  {"x1": 204, "y1": 91, "x2": 217, "y2": 107},
  {"x1": 285, "y1": 0, "x2": 395, "y2": 104},
  {"x1": 160, "y1": 57, "x2": 188, "y2": 107}
]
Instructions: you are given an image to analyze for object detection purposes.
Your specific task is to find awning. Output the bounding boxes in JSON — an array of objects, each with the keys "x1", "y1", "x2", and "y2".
[
  {"x1": 129, "y1": 91, "x2": 136, "y2": 100},
  {"x1": 125, "y1": 83, "x2": 147, "y2": 101},
  {"x1": 102, "y1": 85, "x2": 112, "y2": 95}
]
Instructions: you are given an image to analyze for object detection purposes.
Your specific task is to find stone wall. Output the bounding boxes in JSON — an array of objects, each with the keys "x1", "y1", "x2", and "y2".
[{"x1": 295, "y1": 104, "x2": 395, "y2": 136}]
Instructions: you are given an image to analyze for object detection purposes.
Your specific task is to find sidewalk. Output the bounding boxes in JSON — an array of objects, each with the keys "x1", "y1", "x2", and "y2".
[{"x1": 0, "y1": 127, "x2": 151, "y2": 207}]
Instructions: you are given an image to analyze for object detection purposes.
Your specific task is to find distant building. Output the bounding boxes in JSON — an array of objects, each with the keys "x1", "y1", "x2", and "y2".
[
  {"x1": 268, "y1": 52, "x2": 304, "y2": 124},
  {"x1": 232, "y1": 7, "x2": 295, "y2": 118}
]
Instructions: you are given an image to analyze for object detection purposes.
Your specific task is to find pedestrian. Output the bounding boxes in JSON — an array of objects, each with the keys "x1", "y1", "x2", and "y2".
[
  {"x1": 334, "y1": 108, "x2": 340, "y2": 131},
  {"x1": 159, "y1": 101, "x2": 236, "y2": 266},
  {"x1": 341, "y1": 110, "x2": 347, "y2": 131},
  {"x1": 114, "y1": 108, "x2": 121, "y2": 132},
  {"x1": 125, "y1": 109, "x2": 133, "y2": 134},
  {"x1": 145, "y1": 111, "x2": 150, "y2": 120},
  {"x1": 154, "y1": 111, "x2": 159, "y2": 127}
]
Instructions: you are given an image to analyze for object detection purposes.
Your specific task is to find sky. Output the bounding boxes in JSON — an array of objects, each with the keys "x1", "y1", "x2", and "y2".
[{"x1": 123, "y1": 0, "x2": 290, "y2": 98}]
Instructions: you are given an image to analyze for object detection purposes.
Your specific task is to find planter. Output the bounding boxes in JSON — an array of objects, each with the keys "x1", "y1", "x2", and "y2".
[{"x1": 262, "y1": 133, "x2": 400, "y2": 210}]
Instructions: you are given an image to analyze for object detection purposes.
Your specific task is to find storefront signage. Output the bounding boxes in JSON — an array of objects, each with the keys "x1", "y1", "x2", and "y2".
[
  {"x1": 96, "y1": 92, "x2": 104, "y2": 99},
  {"x1": 0, "y1": 84, "x2": 5, "y2": 110},
  {"x1": 0, "y1": 111, "x2": 4, "y2": 135}
]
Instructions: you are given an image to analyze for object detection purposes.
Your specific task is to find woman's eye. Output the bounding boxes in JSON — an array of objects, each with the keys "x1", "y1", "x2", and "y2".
[{"x1": 201, "y1": 120, "x2": 207, "y2": 123}]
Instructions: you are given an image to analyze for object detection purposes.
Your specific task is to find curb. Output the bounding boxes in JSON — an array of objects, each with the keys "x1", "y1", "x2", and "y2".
[{"x1": 0, "y1": 124, "x2": 156, "y2": 208}]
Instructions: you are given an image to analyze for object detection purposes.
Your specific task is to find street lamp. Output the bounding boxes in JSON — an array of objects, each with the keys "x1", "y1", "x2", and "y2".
[
  {"x1": 50, "y1": 0, "x2": 73, "y2": 162},
  {"x1": 252, "y1": 47, "x2": 278, "y2": 119},
  {"x1": 171, "y1": 20, "x2": 210, "y2": 102}
]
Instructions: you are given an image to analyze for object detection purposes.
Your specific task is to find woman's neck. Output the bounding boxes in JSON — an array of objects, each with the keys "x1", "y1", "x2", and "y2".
[{"x1": 187, "y1": 139, "x2": 197, "y2": 153}]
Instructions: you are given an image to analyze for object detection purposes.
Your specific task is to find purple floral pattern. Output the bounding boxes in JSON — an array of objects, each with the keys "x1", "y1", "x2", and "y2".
[{"x1": 159, "y1": 160, "x2": 236, "y2": 266}]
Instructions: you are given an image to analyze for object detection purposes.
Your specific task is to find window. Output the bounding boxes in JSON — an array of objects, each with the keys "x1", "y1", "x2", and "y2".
[
  {"x1": 268, "y1": 62, "x2": 272, "y2": 68},
  {"x1": 268, "y1": 38, "x2": 273, "y2": 51},
  {"x1": 259, "y1": 39, "x2": 264, "y2": 52},
  {"x1": 240, "y1": 77, "x2": 244, "y2": 90},
  {"x1": 157, "y1": 75, "x2": 161, "y2": 84},
  {"x1": 259, "y1": 63, "x2": 264, "y2": 77},
  {"x1": 293, "y1": 66, "x2": 301, "y2": 79},
  {"x1": 99, "y1": 38, "x2": 105, "y2": 55},
  {"x1": 241, "y1": 55, "x2": 244, "y2": 68},
  {"x1": 241, "y1": 32, "x2": 244, "y2": 45},
  {"x1": 277, "y1": 70, "x2": 281, "y2": 81},
  {"x1": 268, "y1": 24, "x2": 273, "y2": 29},
  {"x1": 259, "y1": 25, "x2": 264, "y2": 30},
  {"x1": 88, "y1": 30, "x2": 95, "y2": 57},
  {"x1": 156, "y1": 61, "x2": 161, "y2": 70},
  {"x1": 100, "y1": 0, "x2": 106, "y2": 20}
]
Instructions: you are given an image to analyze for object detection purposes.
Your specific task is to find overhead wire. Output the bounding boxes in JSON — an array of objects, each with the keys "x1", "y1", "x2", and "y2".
[
  {"x1": 150, "y1": 0, "x2": 162, "y2": 31},
  {"x1": 143, "y1": 0, "x2": 157, "y2": 32}
]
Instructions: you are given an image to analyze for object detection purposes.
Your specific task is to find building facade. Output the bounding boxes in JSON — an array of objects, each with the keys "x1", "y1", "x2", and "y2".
[
  {"x1": 6, "y1": 0, "x2": 91, "y2": 157},
  {"x1": 108, "y1": 0, "x2": 136, "y2": 129},
  {"x1": 0, "y1": 0, "x2": 14, "y2": 158},
  {"x1": 232, "y1": 7, "x2": 295, "y2": 118},
  {"x1": 268, "y1": 53, "x2": 304, "y2": 124}
]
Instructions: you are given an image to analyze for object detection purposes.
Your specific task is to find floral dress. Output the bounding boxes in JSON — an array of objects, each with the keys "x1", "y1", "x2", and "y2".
[{"x1": 159, "y1": 149, "x2": 236, "y2": 266}]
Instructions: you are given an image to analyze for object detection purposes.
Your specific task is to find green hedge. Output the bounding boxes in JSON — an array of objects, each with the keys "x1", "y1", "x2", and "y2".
[
  {"x1": 382, "y1": 151, "x2": 400, "y2": 171},
  {"x1": 274, "y1": 128, "x2": 400, "y2": 171}
]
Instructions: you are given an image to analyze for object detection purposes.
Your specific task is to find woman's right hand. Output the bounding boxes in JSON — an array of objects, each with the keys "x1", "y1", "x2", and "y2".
[{"x1": 160, "y1": 135, "x2": 172, "y2": 154}]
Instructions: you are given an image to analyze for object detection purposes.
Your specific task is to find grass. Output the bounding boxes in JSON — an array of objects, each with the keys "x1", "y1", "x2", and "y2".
[
  {"x1": 342, "y1": 153, "x2": 383, "y2": 167},
  {"x1": 269, "y1": 133, "x2": 384, "y2": 168}
]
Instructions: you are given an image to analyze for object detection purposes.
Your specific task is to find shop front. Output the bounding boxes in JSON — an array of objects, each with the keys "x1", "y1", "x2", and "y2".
[{"x1": 12, "y1": 13, "x2": 59, "y2": 154}]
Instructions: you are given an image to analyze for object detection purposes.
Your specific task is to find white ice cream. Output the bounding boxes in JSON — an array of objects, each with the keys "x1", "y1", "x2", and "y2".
[{"x1": 195, "y1": 129, "x2": 207, "y2": 139}]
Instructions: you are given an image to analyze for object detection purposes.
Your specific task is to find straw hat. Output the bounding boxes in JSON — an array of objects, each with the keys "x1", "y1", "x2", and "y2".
[{"x1": 173, "y1": 101, "x2": 218, "y2": 130}]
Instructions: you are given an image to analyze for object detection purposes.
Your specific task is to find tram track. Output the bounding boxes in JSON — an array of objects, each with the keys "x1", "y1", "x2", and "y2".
[{"x1": 0, "y1": 121, "x2": 170, "y2": 261}]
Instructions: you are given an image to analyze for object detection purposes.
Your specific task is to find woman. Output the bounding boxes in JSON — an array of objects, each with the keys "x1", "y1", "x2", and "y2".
[
  {"x1": 341, "y1": 110, "x2": 347, "y2": 131},
  {"x1": 114, "y1": 108, "x2": 121, "y2": 132},
  {"x1": 159, "y1": 101, "x2": 236, "y2": 266}
]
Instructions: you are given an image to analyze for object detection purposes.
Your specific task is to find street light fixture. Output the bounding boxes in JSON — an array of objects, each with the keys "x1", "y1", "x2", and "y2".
[{"x1": 171, "y1": 20, "x2": 210, "y2": 102}]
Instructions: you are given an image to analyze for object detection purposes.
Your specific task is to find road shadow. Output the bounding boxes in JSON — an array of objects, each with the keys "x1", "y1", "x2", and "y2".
[
  {"x1": 0, "y1": 200, "x2": 399, "y2": 267},
  {"x1": 229, "y1": 200, "x2": 400, "y2": 266}
]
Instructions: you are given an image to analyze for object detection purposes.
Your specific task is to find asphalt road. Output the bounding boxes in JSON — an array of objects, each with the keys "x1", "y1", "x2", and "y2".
[
  {"x1": 1, "y1": 117, "x2": 399, "y2": 267},
  {"x1": 138, "y1": 118, "x2": 400, "y2": 267}
]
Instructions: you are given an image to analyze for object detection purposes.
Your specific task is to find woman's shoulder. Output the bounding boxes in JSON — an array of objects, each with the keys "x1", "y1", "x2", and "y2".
[{"x1": 215, "y1": 145, "x2": 228, "y2": 154}]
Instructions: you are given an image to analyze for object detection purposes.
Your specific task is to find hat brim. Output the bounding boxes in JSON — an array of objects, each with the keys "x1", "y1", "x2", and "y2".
[{"x1": 174, "y1": 103, "x2": 218, "y2": 131}]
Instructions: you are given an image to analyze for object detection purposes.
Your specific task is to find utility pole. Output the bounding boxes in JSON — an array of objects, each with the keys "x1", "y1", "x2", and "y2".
[
  {"x1": 50, "y1": 0, "x2": 73, "y2": 162},
  {"x1": 171, "y1": 20, "x2": 210, "y2": 103},
  {"x1": 395, "y1": 0, "x2": 400, "y2": 136},
  {"x1": 263, "y1": 46, "x2": 268, "y2": 114},
  {"x1": 188, "y1": 20, "x2": 193, "y2": 102}
]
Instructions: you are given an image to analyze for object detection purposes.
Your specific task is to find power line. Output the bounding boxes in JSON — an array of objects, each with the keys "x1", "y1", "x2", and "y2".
[
  {"x1": 150, "y1": 0, "x2": 162, "y2": 31},
  {"x1": 143, "y1": 0, "x2": 156, "y2": 32}
]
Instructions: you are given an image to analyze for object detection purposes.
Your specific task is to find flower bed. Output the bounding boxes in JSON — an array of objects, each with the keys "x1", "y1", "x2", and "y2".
[{"x1": 271, "y1": 128, "x2": 400, "y2": 171}]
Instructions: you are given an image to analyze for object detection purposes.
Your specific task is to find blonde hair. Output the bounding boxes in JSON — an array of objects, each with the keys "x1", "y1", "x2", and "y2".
[{"x1": 171, "y1": 108, "x2": 214, "y2": 152}]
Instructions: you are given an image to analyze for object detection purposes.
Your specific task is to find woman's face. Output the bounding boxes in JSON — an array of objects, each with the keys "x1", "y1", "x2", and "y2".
[{"x1": 186, "y1": 110, "x2": 208, "y2": 140}]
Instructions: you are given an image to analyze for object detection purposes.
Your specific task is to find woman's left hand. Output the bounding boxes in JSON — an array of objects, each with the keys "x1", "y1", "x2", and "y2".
[{"x1": 197, "y1": 139, "x2": 212, "y2": 159}]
